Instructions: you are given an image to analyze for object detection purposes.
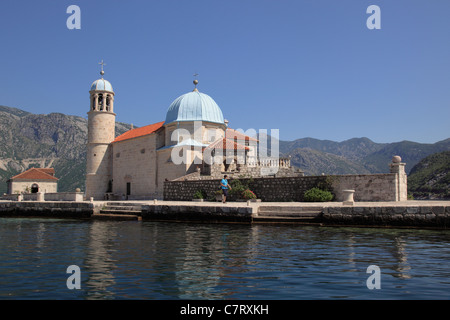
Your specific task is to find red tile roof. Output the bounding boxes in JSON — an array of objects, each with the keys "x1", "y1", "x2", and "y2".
[
  {"x1": 112, "y1": 124, "x2": 258, "y2": 146},
  {"x1": 113, "y1": 121, "x2": 165, "y2": 143},
  {"x1": 10, "y1": 168, "x2": 59, "y2": 181},
  {"x1": 37, "y1": 168, "x2": 55, "y2": 176},
  {"x1": 226, "y1": 128, "x2": 259, "y2": 142},
  {"x1": 206, "y1": 138, "x2": 249, "y2": 151}
]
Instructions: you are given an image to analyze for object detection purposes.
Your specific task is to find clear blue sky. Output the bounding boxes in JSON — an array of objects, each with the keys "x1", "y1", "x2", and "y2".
[{"x1": 0, "y1": 0, "x2": 449, "y2": 143}]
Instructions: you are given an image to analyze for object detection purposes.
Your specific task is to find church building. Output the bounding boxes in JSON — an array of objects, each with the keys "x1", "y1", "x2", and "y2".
[{"x1": 85, "y1": 67, "x2": 296, "y2": 200}]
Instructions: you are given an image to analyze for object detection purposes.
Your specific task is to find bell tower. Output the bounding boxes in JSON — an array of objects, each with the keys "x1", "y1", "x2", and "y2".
[{"x1": 85, "y1": 61, "x2": 116, "y2": 200}]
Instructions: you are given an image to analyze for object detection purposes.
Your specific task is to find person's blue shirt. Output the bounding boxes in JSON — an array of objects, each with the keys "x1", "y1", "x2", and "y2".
[{"x1": 221, "y1": 179, "x2": 229, "y2": 189}]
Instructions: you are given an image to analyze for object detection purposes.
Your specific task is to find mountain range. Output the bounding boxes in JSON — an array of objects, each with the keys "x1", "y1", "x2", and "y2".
[
  {"x1": 277, "y1": 136, "x2": 450, "y2": 176},
  {"x1": 0, "y1": 105, "x2": 449, "y2": 197}
]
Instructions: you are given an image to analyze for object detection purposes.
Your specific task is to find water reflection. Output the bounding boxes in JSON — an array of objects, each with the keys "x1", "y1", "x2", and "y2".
[
  {"x1": 0, "y1": 218, "x2": 449, "y2": 299},
  {"x1": 84, "y1": 221, "x2": 118, "y2": 299},
  {"x1": 174, "y1": 227, "x2": 224, "y2": 299},
  {"x1": 36, "y1": 223, "x2": 45, "y2": 250},
  {"x1": 392, "y1": 237, "x2": 411, "y2": 279},
  {"x1": 346, "y1": 235, "x2": 357, "y2": 272}
]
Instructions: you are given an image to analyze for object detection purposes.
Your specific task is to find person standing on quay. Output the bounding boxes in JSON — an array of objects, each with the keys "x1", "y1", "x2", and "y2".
[{"x1": 220, "y1": 175, "x2": 232, "y2": 204}]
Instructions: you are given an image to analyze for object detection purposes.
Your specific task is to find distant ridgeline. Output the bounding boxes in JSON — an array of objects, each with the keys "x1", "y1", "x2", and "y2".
[{"x1": 0, "y1": 105, "x2": 449, "y2": 199}]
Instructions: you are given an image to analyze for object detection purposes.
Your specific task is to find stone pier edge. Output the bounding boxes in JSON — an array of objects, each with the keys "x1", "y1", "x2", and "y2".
[{"x1": 0, "y1": 200, "x2": 449, "y2": 229}]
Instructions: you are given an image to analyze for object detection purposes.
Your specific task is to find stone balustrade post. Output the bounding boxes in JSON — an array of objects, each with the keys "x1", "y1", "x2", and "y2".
[
  {"x1": 37, "y1": 192, "x2": 45, "y2": 202},
  {"x1": 343, "y1": 189, "x2": 355, "y2": 205}
]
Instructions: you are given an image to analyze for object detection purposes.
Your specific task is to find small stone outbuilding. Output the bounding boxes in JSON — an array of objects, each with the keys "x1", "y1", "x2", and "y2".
[{"x1": 6, "y1": 168, "x2": 58, "y2": 194}]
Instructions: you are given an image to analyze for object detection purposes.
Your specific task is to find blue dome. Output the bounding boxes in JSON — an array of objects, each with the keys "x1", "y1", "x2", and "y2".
[
  {"x1": 164, "y1": 90, "x2": 225, "y2": 125},
  {"x1": 90, "y1": 78, "x2": 113, "y2": 92}
]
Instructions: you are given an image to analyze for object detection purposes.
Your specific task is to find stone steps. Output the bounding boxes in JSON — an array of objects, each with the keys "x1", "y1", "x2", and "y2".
[
  {"x1": 253, "y1": 215, "x2": 318, "y2": 222},
  {"x1": 99, "y1": 203, "x2": 143, "y2": 216},
  {"x1": 104, "y1": 205, "x2": 141, "y2": 210},
  {"x1": 257, "y1": 206, "x2": 323, "y2": 218},
  {"x1": 92, "y1": 213, "x2": 141, "y2": 220},
  {"x1": 100, "y1": 209, "x2": 142, "y2": 215}
]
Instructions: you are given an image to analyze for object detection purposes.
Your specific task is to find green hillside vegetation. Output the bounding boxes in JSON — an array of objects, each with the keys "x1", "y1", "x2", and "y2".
[{"x1": 407, "y1": 151, "x2": 450, "y2": 200}]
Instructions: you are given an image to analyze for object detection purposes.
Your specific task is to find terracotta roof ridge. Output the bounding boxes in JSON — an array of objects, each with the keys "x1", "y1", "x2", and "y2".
[
  {"x1": 113, "y1": 121, "x2": 165, "y2": 143},
  {"x1": 11, "y1": 168, "x2": 59, "y2": 180}
]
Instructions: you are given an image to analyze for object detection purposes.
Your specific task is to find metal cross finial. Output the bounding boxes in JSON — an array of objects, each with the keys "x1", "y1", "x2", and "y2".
[{"x1": 99, "y1": 60, "x2": 106, "y2": 77}]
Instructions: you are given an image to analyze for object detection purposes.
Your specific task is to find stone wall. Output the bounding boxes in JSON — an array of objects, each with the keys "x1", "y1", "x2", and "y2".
[
  {"x1": 247, "y1": 176, "x2": 328, "y2": 202},
  {"x1": 165, "y1": 176, "x2": 328, "y2": 201},
  {"x1": 141, "y1": 203, "x2": 254, "y2": 223},
  {"x1": 322, "y1": 205, "x2": 450, "y2": 228},
  {"x1": 164, "y1": 173, "x2": 405, "y2": 202},
  {"x1": 0, "y1": 201, "x2": 94, "y2": 218},
  {"x1": 113, "y1": 134, "x2": 158, "y2": 197},
  {"x1": 164, "y1": 179, "x2": 224, "y2": 201},
  {"x1": 330, "y1": 174, "x2": 399, "y2": 202}
]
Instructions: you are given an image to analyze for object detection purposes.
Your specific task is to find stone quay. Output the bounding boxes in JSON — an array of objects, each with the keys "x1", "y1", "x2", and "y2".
[{"x1": 1, "y1": 200, "x2": 449, "y2": 229}]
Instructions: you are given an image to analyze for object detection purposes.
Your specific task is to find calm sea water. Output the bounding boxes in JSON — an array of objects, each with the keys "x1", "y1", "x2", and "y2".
[{"x1": 0, "y1": 217, "x2": 449, "y2": 300}]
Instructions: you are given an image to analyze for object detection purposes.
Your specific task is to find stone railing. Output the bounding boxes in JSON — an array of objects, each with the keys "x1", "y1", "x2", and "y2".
[
  {"x1": 44, "y1": 192, "x2": 84, "y2": 202},
  {"x1": 247, "y1": 157, "x2": 291, "y2": 168},
  {"x1": 0, "y1": 192, "x2": 84, "y2": 202}
]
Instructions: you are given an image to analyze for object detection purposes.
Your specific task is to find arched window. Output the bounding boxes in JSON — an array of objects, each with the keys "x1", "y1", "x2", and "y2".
[
  {"x1": 106, "y1": 95, "x2": 111, "y2": 112},
  {"x1": 98, "y1": 94, "x2": 104, "y2": 111},
  {"x1": 31, "y1": 184, "x2": 39, "y2": 193}
]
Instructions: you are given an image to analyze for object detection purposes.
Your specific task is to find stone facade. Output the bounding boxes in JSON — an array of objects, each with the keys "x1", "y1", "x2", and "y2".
[
  {"x1": 8, "y1": 180, "x2": 57, "y2": 194},
  {"x1": 6, "y1": 168, "x2": 58, "y2": 195},
  {"x1": 112, "y1": 134, "x2": 159, "y2": 198}
]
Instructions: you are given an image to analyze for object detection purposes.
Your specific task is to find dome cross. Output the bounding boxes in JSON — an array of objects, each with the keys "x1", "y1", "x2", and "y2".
[{"x1": 99, "y1": 60, "x2": 106, "y2": 78}]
